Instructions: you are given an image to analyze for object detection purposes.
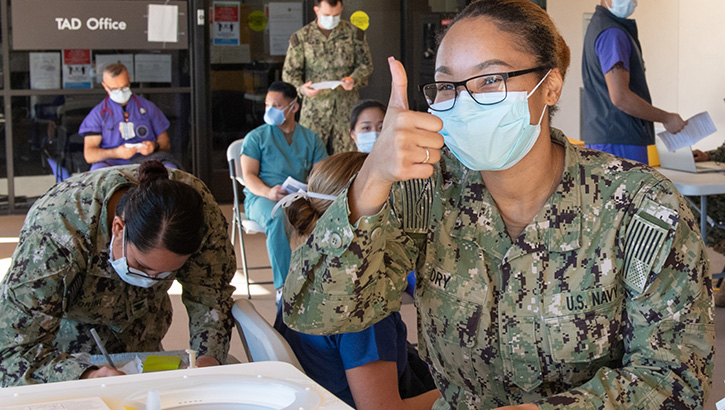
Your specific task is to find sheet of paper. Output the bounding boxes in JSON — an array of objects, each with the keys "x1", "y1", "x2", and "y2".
[
  {"x1": 213, "y1": 1, "x2": 241, "y2": 46},
  {"x1": 309, "y1": 80, "x2": 342, "y2": 90},
  {"x1": 657, "y1": 111, "x2": 717, "y2": 151},
  {"x1": 268, "y1": 2, "x2": 303, "y2": 56},
  {"x1": 62, "y1": 49, "x2": 92, "y2": 89},
  {"x1": 143, "y1": 355, "x2": 182, "y2": 372},
  {"x1": 282, "y1": 176, "x2": 307, "y2": 193},
  {"x1": 148, "y1": 4, "x2": 179, "y2": 43},
  {"x1": 95, "y1": 54, "x2": 135, "y2": 83},
  {"x1": 30, "y1": 52, "x2": 61, "y2": 90},
  {"x1": 134, "y1": 54, "x2": 172, "y2": 83},
  {"x1": 5, "y1": 396, "x2": 110, "y2": 410}
]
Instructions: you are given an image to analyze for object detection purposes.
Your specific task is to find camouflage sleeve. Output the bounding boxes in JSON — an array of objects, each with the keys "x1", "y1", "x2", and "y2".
[
  {"x1": 281, "y1": 183, "x2": 418, "y2": 335},
  {"x1": 706, "y1": 145, "x2": 725, "y2": 163},
  {"x1": 0, "y1": 231, "x2": 94, "y2": 386},
  {"x1": 282, "y1": 32, "x2": 305, "y2": 91},
  {"x1": 349, "y1": 29, "x2": 373, "y2": 90},
  {"x1": 177, "y1": 194, "x2": 236, "y2": 363},
  {"x1": 537, "y1": 179, "x2": 714, "y2": 409}
]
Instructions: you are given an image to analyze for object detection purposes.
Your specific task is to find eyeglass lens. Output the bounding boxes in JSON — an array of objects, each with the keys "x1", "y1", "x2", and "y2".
[
  {"x1": 123, "y1": 226, "x2": 174, "y2": 281},
  {"x1": 422, "y1": 73, "x2": 509, "y2": 111}
]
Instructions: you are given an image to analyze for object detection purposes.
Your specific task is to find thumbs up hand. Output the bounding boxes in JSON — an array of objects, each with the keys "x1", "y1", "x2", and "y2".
[{"x1": 348, "y1": 57, "x2": 444, "y2": 220}]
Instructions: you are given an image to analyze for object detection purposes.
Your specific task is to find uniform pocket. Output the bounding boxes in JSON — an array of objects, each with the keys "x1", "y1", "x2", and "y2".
[
  {"x1": 416, "y1": 278, "x2": 483, "y2": 388},
  {"x1": 544, "y1": 300, "x2": 623, "y2": 364}
]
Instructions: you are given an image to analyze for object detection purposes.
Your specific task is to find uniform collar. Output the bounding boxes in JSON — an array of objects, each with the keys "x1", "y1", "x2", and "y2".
[{"x1": 449, "y1": 129, "x2": 582, "y2": 262}]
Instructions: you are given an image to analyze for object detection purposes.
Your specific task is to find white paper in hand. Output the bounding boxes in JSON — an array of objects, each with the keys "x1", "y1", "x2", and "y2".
[
  {"x1": 657, "y1": 111, "x2": 717, "y2": 151},
  {"x1": 309, "y1": 81, "x2": 343, "y2": 90},
  {"x1": 282, "y1": 176, "x2": 308, "y2": 193}
]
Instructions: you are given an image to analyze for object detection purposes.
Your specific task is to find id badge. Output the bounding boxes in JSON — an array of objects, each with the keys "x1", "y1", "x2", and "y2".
[{"x1": 119, "y1": 122, "x2": 136, "y2": 140}]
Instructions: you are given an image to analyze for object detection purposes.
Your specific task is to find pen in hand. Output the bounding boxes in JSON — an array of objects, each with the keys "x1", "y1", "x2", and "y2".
[{"x1": 90, "y1": 328, "x2": 117, "y2": 370}]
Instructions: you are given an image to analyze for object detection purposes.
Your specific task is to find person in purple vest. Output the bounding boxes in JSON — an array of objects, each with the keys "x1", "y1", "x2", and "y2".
[
  {"x1": 79, "y1": 63, "x2": 179, "y2": 170},
  {"x1": 581, "y1": 0, "x2": 686, "y2": 163}
]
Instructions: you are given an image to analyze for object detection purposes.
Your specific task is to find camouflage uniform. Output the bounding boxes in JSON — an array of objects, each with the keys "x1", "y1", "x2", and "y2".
[
  {"x1": 0, "y1": 166, "x2": 236, "y2": 386},
  {"x1": 282, "y1": 129, "x2": 714, "y2": 409},
  {"x1": 694, "y1": 145, "x2": 725, "y2": 254},
  {"x1": 282, "y1": 20, "x2": 373, "y2": 155}
]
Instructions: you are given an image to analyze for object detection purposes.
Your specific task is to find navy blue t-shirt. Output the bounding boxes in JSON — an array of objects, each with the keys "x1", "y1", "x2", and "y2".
[{"x1": 274, "y1": 306, "x2": 408, "y2": 408}]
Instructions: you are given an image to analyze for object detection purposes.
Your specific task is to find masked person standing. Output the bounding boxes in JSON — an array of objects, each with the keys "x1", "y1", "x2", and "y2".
[
  {"x1": 0, "y1": 160, "x2": 236, "y2": 386},
  {"x1": 80, "y1": 63, "x2": 180, "y2": 170},
  {"x1": 282, "y1": 0, "x2": 714, "y2": 408},
  {"x1": 581, "y1": 0, "x2": 686, "y2": 163},
  {"x1": 240, "y1": 81, "x2": 327, "y2": 303},
  {"x1": 282, "y1": 0, "x2": 373, "y2": 155}
]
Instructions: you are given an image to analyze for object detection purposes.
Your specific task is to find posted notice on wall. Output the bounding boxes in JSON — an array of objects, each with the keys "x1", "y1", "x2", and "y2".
[
  {"x1": 30, "y1": 52, "x2": 61, "y2": 90},
  {"x1": 213, "y1": 1, "x2": 240, "y2": 46},
  {"x1": 62, "y1": 49, "x2": 92, "y2": 89},
  {"x1": 135, "y1": 54, "x2": 172, "y2": 83},
  {"x1": 95, "y1": 54, "x2": 135, "y2": 83},
  {"x1": 147, "y1": 4, "x2": 179, "y2": 43},
  {"x1": 268, "y1": 2, "x2": 303, "y2": 56}
]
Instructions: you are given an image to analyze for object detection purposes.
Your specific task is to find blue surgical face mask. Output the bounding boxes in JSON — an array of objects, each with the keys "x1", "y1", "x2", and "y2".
[
  {"x1": 354, "y1": 131, "x2": 379, "y2": 153},
  {"x1": 608, "y1": 0, "x2": 637, "y2": 19},
  {"x1": 109, "y1": 227, "x2": 174, "y2": 288},
  {"x1": 429, "y1": 70, "x2": 551, "y2": 171},
  {"x1": 264, "y1": 100, "x2": 295, "y2": 126},
  {"x1": 109, "y1": 87, "x2": 132, "y2": 105},
  {"x1": 318, "y1": 15, "x2": 340, "y2": 30}
]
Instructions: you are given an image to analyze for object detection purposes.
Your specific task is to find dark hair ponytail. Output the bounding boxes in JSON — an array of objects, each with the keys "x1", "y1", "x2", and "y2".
[
  {"x1": 116, "y1": 160, "x2": 205, "y2": 255},
  {"x1": 286, "y1": 200, "x2": 320, "y2": 238}
]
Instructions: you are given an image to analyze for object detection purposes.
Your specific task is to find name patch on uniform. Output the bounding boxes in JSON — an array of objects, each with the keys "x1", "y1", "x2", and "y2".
[{"x1": 428, "y1": 269, "x2": 452, "y2": 290}]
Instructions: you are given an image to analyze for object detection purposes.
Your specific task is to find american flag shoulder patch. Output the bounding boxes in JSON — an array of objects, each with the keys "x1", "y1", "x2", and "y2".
[
  {"x1": 399, "y1": 178, "x2": 433, "y2": 234},
  {"x1": 623, "y1": 198, "x2": 679, "y2": 294}
]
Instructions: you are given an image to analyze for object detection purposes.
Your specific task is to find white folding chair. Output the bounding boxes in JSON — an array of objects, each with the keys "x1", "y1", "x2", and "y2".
[
  {"x1": 227, "y1": 139, "x2": 274, "y2": 299},
  {"x1": 231, "y1": 298, "x2": 304, "y2": 373}
]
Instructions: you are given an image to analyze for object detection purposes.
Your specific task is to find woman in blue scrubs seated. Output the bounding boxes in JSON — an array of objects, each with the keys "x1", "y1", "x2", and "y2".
[
  {"x1": 275, "y1": 152, "x2": 439, "y2": 409},
  {"x1": 240, "y1": 81, "x2": 328, "y2": 302}
]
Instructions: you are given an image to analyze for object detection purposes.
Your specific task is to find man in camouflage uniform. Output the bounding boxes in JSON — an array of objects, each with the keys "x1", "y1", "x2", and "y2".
[
  {"x1": 282, "y1": 130, "x2": 715, "y2": 409},
  {"x1": 282, "y1": 0, "x2": 373, "y2": 155},
  {"x1": 693, "y1": 145, "x2": 725, "y2": 306},
  {"x1": 0, "y1": 165, "x2": 236, "y2": 386}
]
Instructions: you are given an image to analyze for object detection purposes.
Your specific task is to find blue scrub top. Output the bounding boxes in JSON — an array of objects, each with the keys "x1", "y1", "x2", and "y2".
[
  {"x1": 274, "y1": 307, "x2": 409, "y2": 408},
  {"x1": 79, "y1": 95, "x2": 171, "y2": 151},
  {"x1": 241, "y1": 123, "x2": 327, "y2": 197},
  {"x1": 595, "y1": 27, "x2": 632, "y2": 74}
]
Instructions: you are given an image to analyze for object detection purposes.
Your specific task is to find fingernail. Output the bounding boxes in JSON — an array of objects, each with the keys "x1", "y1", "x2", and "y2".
[{"x1": 388, "y1": 56, "x2": 395, "y2": 64}]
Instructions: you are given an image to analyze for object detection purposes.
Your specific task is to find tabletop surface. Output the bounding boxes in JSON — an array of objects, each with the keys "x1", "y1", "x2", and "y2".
[
  {"x1": 1, "y1": 361, "x2": 352, "y2": 410},
  {"x1": 655, "y1": 167, "x2": 725, "y2": 196}
]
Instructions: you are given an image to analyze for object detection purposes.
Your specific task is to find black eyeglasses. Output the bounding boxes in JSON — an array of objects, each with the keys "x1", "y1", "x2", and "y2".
[
  {"x1": 122, "y1": 225, "x2": 175, "y2": 282},
  {"x1": 419, "y1": 66, "x2": 548, "y2": 112}
]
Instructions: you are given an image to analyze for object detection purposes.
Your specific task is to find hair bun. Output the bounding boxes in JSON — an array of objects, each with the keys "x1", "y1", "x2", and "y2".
[
  {"x1": 286, "y1": 198, "x2": 319, "y2": 238},
  {"x1": 137, "y1": 160, "x2": 169, "y2": 185}
]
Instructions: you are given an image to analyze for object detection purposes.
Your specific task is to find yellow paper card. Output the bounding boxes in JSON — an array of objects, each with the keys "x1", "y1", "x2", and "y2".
[{"x1": 142, "y1": 355, "x2": 181, "y2": 372}]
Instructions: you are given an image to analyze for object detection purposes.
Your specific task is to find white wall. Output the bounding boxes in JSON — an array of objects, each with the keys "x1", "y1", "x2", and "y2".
[{"x1": 548, "y1": 0, "x2": 724, "y2": 150}]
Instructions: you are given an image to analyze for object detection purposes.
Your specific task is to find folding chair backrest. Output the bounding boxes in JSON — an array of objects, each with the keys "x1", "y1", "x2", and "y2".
[
  {"x1": 231, "y1": 299, "x2": 304, "y2": 373},
  {"x1": 226, "y1": 138, "x2": 246, "y2": 186}
]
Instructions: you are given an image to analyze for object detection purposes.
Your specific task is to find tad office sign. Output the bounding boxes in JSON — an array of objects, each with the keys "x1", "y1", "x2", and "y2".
[{"x1": 12, "y1": 0, "x2": 188, "y2": 50}]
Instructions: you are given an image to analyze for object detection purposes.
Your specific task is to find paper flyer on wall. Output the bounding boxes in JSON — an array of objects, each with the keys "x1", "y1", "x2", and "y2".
[
  {"x1": 268, "y1": 2, "x2": 303, "y2": 56},
  {"x1": 147, "y1": 4, "x2": 179, "y2": 43},
  {"x1": 62, "y1": 49, "x2": 92, "y2": 89},
  {"x1": 30, "y1": 52, "x2": 61, "y2": 90},
  {"x1": 135, "y1": 54, "x2": 172, "y2": 83},
  {"x1": 213, "y1": 1, "x2": 241, "y2": 46},
  {"x1": 95, "y1": 54, "x2": 135, "y2": 83}
]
